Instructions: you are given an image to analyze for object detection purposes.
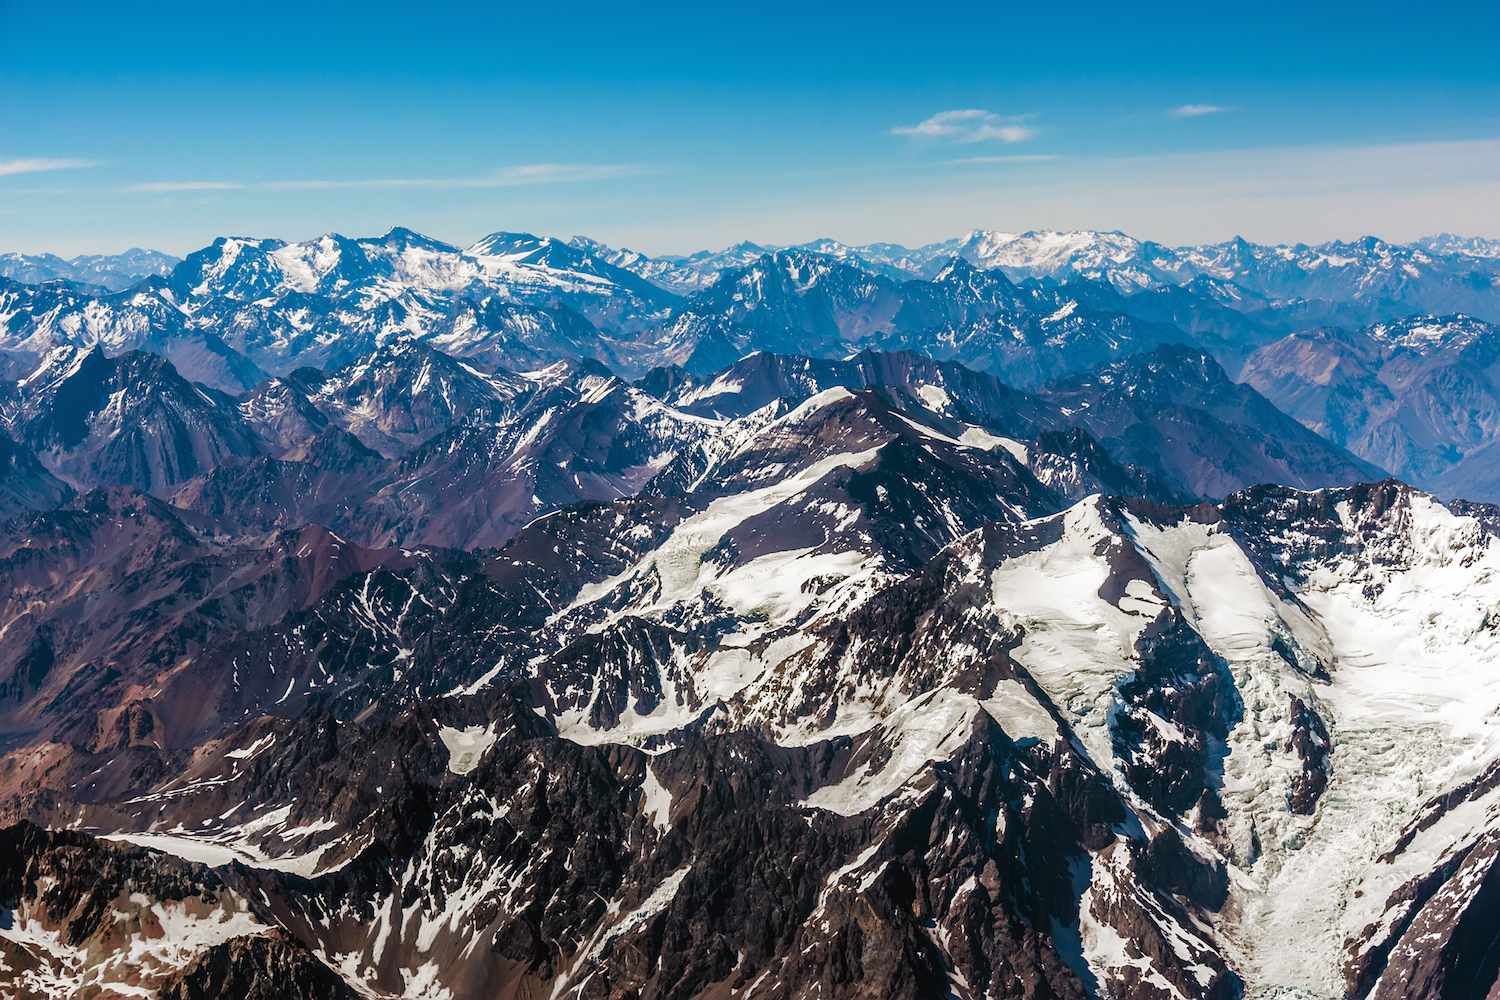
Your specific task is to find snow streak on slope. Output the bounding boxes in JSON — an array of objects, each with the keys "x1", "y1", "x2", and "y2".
[
  {"x1": 1233, "y1": 496, "x2": 1500, "y2": 994},
  {"x1": 1119, "y1": 491, "x2": 1500, "y2": 996},
  {"x1": 989, "y1": 498, "x2": 1156, "y2": 767}
]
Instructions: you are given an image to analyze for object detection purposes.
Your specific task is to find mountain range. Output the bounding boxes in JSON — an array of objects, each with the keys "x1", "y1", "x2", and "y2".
[
  {"x1": 3, "y1": 226, "x2": 1500, "y2": 999},
  {"x1": 1241, "y1": 314, "x2": 1500, "y2": 498},
  {"x1": 5, "y1": 227, "x2": 1500, "y2": 384},
  {"x1": 0, "y1": 247, "x2": 179, "y2": 292}
]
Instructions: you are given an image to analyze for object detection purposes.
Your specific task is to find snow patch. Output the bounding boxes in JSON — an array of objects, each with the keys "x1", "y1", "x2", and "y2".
[{"x1": 437, "y1": 723, "x2": 497, "y2": 776}]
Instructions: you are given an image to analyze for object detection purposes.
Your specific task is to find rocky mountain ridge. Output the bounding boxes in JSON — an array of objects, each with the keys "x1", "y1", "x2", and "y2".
[
  {"x1": 6, "y1": 228, "x2": 1500, "y2": 398},
  {"x1": 5, "y1": 470, "x2": 1499, "y2": 999}
]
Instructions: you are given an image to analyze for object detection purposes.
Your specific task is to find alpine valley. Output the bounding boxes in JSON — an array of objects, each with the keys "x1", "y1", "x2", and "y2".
[{"x1": 5, "y1": 226, "x2": 1500, "y2": 1000}]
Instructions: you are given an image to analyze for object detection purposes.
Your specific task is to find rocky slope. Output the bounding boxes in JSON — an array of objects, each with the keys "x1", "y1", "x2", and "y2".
[
  {"x1": 1241, "y1": 314, "x2": 1500, "y2": 499},
  {"x1": 0, "y1": 248, "x2": 178, "y2": 291},
  {"x1": 0, "y1": 487, "x2": 423, "y2": 751},
  {"x1": 9, "y1": 469, "x2": 1500, "y2": 998},
  {"x1": 286, "y1": 341, "x2": 533, "y2": 458},
  {"x1": 2, "y1": 336, "x2": 1499, "y2": 997},
  {"x1": 4, "y1": 346, "x2": 264, "y2": 493},
  {"x1": 0, "y1": 430, "x2": 71, "y2": 519},
  {"x1": 1044, "y1": 344, "x2": 1387, "y2": 498},
  {"x1": 0, "y1": 821, "x2": 345, "y2": 999}
]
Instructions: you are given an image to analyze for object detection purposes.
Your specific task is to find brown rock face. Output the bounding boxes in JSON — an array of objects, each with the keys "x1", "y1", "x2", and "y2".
[
  {"x1": 1286, "y1": 694, "x2": 1331, "y2": 815},
  {"x1": 157, "y1": 930, "x2": 360, "y2": 1000},
  {"x1": 1351, "y1": 829, "x2": 1500, "y2": 1000},
  {"x1": 0, "y1": 822, "x2": 280, "y2": 998}
]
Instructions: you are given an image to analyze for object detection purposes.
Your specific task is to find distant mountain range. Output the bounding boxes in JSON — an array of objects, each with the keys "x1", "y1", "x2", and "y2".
[
  {"x1": 6, "y1": 225, "x2": 1497, "y2": 495},
  {"x1": 0, "y1": 229, "x2": 1493, "y2": 419},
  {"x1": 585, "y1": 228, "x2": 1500, "y2": 299},
  {"x1": 0, "y1": 246, "x2": 179, "y2": 291},
  {"x1": 10, "y1": 227, "x2": 1500, "y2": 298},
  {"x1": 0, "y1": 337, "x2": 1372, "y2": 550},
  {"x1": 1241, "y1": 313, "x2": 1500, "y2": 497}
]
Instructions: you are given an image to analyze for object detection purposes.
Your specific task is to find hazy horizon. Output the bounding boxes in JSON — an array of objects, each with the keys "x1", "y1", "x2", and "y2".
[{"x1": 5, "y1": 2, "x2": 1498, "y2": 256}]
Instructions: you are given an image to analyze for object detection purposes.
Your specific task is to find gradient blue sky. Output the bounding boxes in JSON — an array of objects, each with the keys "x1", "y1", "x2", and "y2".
[{"x1": 3, "y1": 0, "x2": 1498, "y2": 256}]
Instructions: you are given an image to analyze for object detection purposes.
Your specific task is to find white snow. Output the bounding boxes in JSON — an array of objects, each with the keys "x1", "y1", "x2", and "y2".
[
  {"x1": 958, "y1": 426, "x2": 1029, "y2": 463},
  {"x1": 803, "y1": 689, "x2": 979, "y2": 815},
  {"x1": 561, "y1": 442, "x2": 884, "y2": 620},
  {"x1": 1044, "y1": 300, "x2": 1078, "y2": 323},
  {"x1": 980, "y1": 678, "x2": 1060, "y2": 745},
  {"x1": 104, "y1": 833, "x2": 247, "y2": 868},
  {"x1": 104, "y1": 804, "x2": 349, "y2": 878},
  {"x1": 640, "y1": 764, "x2": 674, "y2": 832},
  {"x1": 891, "y1": 411, "x2": 1029, "y2": 465},
  {"x1": 437, "y1": 723, "x2": 497, "y2": 776},
  {"x1": 989, "y1": 499, "x2": 1152, "y2": 766},
  {"x1": 675, "y1": 374, "x2": 745, "y2": 408},
  {"x1": 915, "y1": 383, "x2": 951, "y2": 413},
  {"x1": 1227, "y1": 495, "x2": 1500, "y2": 993},
  {"x1": 224, "y1": 733, "x2": 275, "y2": 761},
  {"x1": 1115, "y1": 494, "x2": 1500, "y2": 996}
]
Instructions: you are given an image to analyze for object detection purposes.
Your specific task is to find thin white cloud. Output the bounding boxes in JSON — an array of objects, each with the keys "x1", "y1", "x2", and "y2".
[
  {"x1": 945, "y1": 154, "x2": 1060, "y2": 165},
  {"x1": 127, "y1": 180, "x2": 246, "y2": 192},
  {"x1": 265, "y1": 163, "x2": 647, "y2": 190},
  {"x1": 127, "y1": 163, "x2": 648, "y2": 194},
  {"x1": 734, "y1": 136, "x2": 1500, "y2": 249},
  {"x1": 1169, "y1": 104, "x2": 1229, "y2": 118},
  {"x1": 0, "y1": 157, "x2": 97, "y2": 178},
  {"x1": 892, "y1": 109, "x2": 1036, "y2": 144}
]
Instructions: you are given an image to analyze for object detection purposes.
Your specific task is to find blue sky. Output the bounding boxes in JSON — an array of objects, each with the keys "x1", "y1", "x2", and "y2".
[{"x1": 3, "y1": 0, "x2": 1498, "y2": 255}]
